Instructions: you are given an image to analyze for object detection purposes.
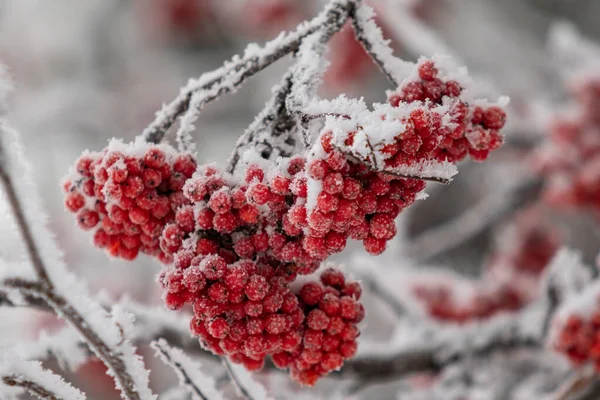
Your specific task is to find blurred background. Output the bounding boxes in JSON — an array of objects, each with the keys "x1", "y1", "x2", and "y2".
[{"x1": 0, "y1": 0, "x2": 599, "y2": 398}]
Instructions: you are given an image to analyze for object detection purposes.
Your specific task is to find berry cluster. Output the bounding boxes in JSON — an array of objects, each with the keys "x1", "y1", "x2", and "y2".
[
  {"x1": 159, "y1": 259, "x2": 362, "y2": 385},
  {"x1": 552, "y1": 305, "x2": 600, "y2": 370},
  {"x1": 154, "y1": 164, "x2": 363, "y2": 385},
  {"x1": 299, "y1": 132, "x2": 427, "y2": 256},
  {"x1": 272, "y1": 269, "x2": 364, "y2": 386},
  {"x1": 62, "y1": 139, "x2": 196, "y2": 263},
  {"x1": 533, "y1": 76, "x2": 600, "y2": 215},
  {"x1": 388, "y1": 58, "x2": 505, "y2": 164}
]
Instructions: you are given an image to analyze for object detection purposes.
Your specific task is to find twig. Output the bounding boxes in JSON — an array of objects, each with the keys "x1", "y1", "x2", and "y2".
[
  {"x1": 221, "y1": 359, "x2": 254, "y2": 400},
  {"x1": 349, "y1": 4, "x2": 403, "y2": 86},
  {"x1": 141, "y1": 0, "x2": 360, "y2": 145},
  {"x1": 286, "y1": 26, "x2": 349, "y2": 147},
  {"x1": 0, "y1": 126, "x2": 150, "y2": 400},
  {"x1": 2, "y1": 376, "x2": 62, "y2": 400},
  {"x1": 151, "y1": 339, "x2": 220, "y2": 400},
  {"x1": 0, "y1": 162, "x2": 51, "y2": 284},
  {"x1": 1, "y1": 357, "x2": 86, "y2": 400},
  {"x1": 552, "y1": 367, "x2": 596, "y2": 400},
  {"x1": 354, "y1": 271, "x2": 408, "y2": 318},
  {"x1": 226, "y1": 71, "x2": 297, "y2": 174}
]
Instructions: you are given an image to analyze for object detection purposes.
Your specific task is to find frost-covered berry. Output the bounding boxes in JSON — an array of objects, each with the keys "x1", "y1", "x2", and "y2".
[{"x1": 62, "y1": 139, "x2": 196, "y2": 262}]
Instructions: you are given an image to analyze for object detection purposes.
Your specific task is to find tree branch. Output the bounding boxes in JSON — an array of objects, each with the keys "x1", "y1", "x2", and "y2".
[
  {"x1": 141, "y1": 0, "x2": 361, "y2": 145},
  {"x1": 151, "y1": 339, "x2": 220, "y2": 400},
  {"x1": 1, "y1": 357, "x2": 86, "y2": 400},
  {"x1": 3, "y1": 376, "x2": 62, "y2": 400},
  {"x1": 0, "y1": 125, "x2": 152, "y2": 400},
  {"x1": 349, "y1": 4, "x2": 404, "y2": 87},
  {"x1": 226, "y1": 71, "x2": 297, "y2": 174}
]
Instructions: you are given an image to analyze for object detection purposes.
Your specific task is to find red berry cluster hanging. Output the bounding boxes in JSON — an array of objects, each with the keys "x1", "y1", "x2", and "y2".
[
  {"x1": 272, "y1": 268, "x2": 363, "y2": 386},
  {"x1": 533, "y1": 76, "x2": 600, "y2": 215},
  {"x1": 62, "y1": 139, "x2": 196, "y2": 263},
  {"x1": 152, "y1": 163, "x2": 363, "y2": 385},
  {"x1": 61, "y1": 53, "x2": 508, "y2": 385}
]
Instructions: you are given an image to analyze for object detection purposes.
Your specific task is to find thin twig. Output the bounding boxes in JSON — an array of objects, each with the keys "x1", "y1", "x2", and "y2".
[
  {"x1": 151, "y1": 339, "x2": 212, "y2": 400},
  {"x1": 226, "y1": 71, "x2": 297, "y2": 174},
  {"x1": 349, "y1": 4, "x2": 400, "y2": 86},
  {"x1": 0, "y1": 160, "x2": 51, "y2": 284},
  {"x1": 0, "y1": 128, "x2": 148, "y2": 400},
  {"x1": 355, "y1": 271, "x2": 408, "y2": 318},
  {"x1": 221, "y1": 359, "x2": 254, "y2": 400},
  {"x1": 3, "y1": 376, "x2": 62, "y2": 400},
  {"x1": 552, "y1": 367, "x2": 596, "y2": 400}
]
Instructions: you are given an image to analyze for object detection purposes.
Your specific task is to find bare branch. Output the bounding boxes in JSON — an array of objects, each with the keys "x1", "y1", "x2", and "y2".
[{"x1": 221, "y1": 359, "x2": 272, "y2": 400}]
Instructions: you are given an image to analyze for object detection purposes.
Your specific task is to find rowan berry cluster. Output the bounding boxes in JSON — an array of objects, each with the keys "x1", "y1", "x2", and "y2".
[
  {"x1": 533, "y1": 77, "x2": 600, "y2": 214},
  {"x1": 272, "y1": 268, "x2": 364, "y2": 386},
  {"x1": 159, "y1": 259, "x2": 362, "y2": 385},
  {"x1": 61, "y1": 57, "x2": 507, "y2": 386},
  {"x1": 62, "y1": 139, "x2": 196, "y2": 263},
  {"x1": 387, "y1": 58, "x2": 504, "y2": 164}
]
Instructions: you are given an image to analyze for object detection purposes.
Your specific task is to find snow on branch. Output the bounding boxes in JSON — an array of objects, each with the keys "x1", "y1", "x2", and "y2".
[
  {"x1": 0, "y1": 354, "x2": 85, "y2": 400},
  {"x1": 0, "y1": 121, "x2": 155, "y2": 400},
  {"x1": 222, "y1": 359, "x2": 273, "y2": 400},
  {"x1": 151, "y1": 339, "x2": 223, "y2": 400},
  {"x1": 227, "y1": 71, "x2": 298, "y2": 174},
  {"x1": 141, "y1": 0, "x2": 361, "y2": 145},
  {"x1": 349, "y1": 4, "x2": 412, "y2": 86}
]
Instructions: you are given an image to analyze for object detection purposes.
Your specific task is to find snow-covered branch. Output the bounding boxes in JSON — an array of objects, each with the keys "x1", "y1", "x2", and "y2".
[
  {"x1": 151, "y1": 339, "x2": 223, "y2": 400},
  {"x1": 0, "y1": 356, "x2": 85, "y2": 400},
  {"x1": 222, "y1": 359, "x2": 272, "y2": 400},
  {"x1": 226, "y1": 71, "x2": 298, "y2": 174},
  {"x1": 0, "y1": 123, "x2": 154, "y2": 400},
  {"x1": 141, "y1": 0, "x2": 361, "y2": 145},
  {"x1": 349, "y1": 4, "x2": 410, "y2": 87}
]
